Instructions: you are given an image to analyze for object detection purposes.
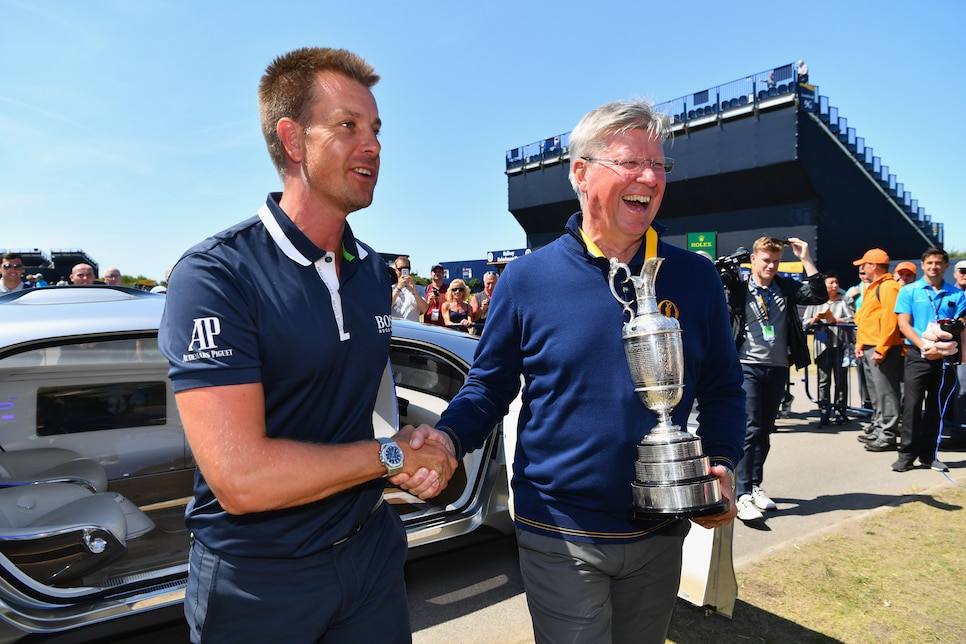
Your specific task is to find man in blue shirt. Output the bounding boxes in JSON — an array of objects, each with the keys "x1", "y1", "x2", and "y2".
[
  {"x1": 158, "y1": 47, "x2": 455, "y2": 643},
  {"x1": 894, "y1": 247, "x2": 966, "y2": 472},
  {"x1": 394, "y1": 99, "x2": 745, "y2": 644}
]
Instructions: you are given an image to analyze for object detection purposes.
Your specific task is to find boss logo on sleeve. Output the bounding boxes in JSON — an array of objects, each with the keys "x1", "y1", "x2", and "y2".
[{"x1": 375, "y1": 314, "x2": 393, "y2": 334}]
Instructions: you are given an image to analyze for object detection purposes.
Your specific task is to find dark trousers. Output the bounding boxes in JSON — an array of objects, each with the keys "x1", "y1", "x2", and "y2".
[
  {"x1": 185, "y1": 502, "x2": 411, "y2": 643},
  {"x1": 736, "y1": 363, "x2": 788, "y2": 497},
  {"x1": 954, "y1": 364, "x2": 966, "y2": 431},
  {"x1": 815, "y1": 345, "x2": 848, "y2": 408},
  {"x1": 899, "y1": 347, "x2": 956, "y2": 463}
]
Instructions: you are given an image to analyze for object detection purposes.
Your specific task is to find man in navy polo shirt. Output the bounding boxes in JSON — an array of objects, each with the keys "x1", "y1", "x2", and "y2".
[{"x1": 159, "y1": 47, "x2": 455, "y2": 643}]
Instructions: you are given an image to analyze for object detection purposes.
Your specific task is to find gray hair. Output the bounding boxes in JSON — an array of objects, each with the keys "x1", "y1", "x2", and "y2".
[{"x1": 567, "y1": 99, "x2": 671, "y2": 195}]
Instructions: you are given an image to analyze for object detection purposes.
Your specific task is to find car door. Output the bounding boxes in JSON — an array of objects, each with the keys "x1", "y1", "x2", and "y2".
[{"x1": 381, "y1": 332, "x2": 512, "y2": 549}]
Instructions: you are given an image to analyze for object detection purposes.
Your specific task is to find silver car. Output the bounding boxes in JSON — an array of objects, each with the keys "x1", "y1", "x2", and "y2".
[
  {"x1": 0, "y1": 285, "x2": 735, "y2": 641},
  {"x1": 0, "y1": 285, "x2": 514, "y2": 641}
]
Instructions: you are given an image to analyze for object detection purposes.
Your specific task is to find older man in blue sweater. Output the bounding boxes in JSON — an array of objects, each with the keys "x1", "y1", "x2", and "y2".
[{"x1": 395, "y1": 100, "x2": 745, "y2": 643}]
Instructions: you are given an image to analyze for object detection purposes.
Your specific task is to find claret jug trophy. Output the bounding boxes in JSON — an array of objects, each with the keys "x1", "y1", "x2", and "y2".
[{"x1": 608, "y1": 257, "x2": 728, "y2": 519}]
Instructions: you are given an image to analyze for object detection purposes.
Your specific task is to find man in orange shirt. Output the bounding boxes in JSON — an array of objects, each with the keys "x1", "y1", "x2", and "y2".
[{"x1": 852, "y1": 249, "x2": 904, "y2": 451}]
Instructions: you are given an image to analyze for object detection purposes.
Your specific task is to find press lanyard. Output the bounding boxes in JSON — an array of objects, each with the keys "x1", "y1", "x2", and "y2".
[
  {"x1": 750, "y1": 280, "x2": 777, "y2": 343},
  {"x1": 927, "y1": 288, "x2": 947, "y2": 320}
]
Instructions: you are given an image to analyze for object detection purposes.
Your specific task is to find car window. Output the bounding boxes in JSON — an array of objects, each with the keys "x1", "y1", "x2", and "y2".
[
  {"x1": 390, "y1": 345, "x2": 465, "y2": 400},
  {"x1": 0, "y1": 337, "x2": 185, "y2": 481},
  {"x1": 2, "y1": 338, "x2": 166, "y2": 367},
  {"x1": 37, "y1": 381, "x2": 167, "y2": 436}
]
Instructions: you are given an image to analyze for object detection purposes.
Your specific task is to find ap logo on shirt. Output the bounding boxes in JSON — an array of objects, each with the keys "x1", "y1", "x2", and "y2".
[
  {"x1": 189, "y1": 317, "x2": 221, "y2": 351},
  {"x1": 183, "y1": 317, "x2": 234, "y2": 362}
]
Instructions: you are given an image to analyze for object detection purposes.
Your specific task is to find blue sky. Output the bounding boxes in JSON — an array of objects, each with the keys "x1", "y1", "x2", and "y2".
[{"x1": 2, "y1": 0, "x2": 962, "y2": 281}]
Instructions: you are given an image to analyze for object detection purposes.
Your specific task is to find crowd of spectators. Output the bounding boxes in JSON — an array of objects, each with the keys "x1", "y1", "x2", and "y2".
[
  {"x1": 724, "y1": 243, "x2": 965, "y2": 525},
  {"x1": 806, "y1": 248, "x2": 965, "y2": 476},
  {"x1": 389, "y1": 258, "x2": 499, "y2": 335},
  {"x1": 0, "y1": 252, "x2": 168, "y2": 292}
]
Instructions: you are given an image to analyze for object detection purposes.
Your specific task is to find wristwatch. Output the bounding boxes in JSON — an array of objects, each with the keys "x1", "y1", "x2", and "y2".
[{"x1": 377, "y1": 437, "x2": 404, "y2": 477}]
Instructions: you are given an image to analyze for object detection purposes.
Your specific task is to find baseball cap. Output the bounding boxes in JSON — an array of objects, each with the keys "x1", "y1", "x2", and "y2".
[
  {"x1": 852, "y1": 248, "x2": 890, "y2": 266},
  {"x1": 431, "y1": 264, "x2": 444, "y2": 272},
  {"x1": 955, "y1": 260, "x2": 966, "y2": 271},
  {"x1": 894, "y1": 261, "x2": 917, "y2": 275}
]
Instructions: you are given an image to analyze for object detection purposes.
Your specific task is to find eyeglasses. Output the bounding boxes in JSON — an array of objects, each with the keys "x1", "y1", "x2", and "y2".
[
  {"x1": 581, "y1": 156, "x2": 674, "y2": 174},
  {"x1": 957, "y1": 268, "x2": 966, "y2": 274},
  {"x1": 2, "y1": 263, "x2": 24, "y2": 270},
  {"x1": 451, "y1": 287, "x2": 465, "y2": 292}
]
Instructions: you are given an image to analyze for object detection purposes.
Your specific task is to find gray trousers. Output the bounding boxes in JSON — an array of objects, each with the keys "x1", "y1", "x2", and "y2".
[
  {"x1": 516, "y1": 522, "x2": 688, "y2": 644},
  {"x1": 861, "y1": 345, "x2": 903, "y2": 440}
]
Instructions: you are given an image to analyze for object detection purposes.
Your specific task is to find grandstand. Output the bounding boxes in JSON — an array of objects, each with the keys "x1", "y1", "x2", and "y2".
[{"x1": 505, "y1": 62, "x2": 943, "y2": 280}]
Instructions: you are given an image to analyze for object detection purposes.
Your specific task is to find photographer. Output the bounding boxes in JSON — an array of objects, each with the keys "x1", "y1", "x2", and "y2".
[
  {"x1": 732, "y1": 236, "x2": 827, "y2": 523},
  {"x1": 390, "y1": 256, "x2": 428, "y2": 321},
  {"x1": 893, "y1": 248, "x2": 966, "y2": 472},
  {"x1": 424, "y1": 264, "x2": 448, "y2": 326}
]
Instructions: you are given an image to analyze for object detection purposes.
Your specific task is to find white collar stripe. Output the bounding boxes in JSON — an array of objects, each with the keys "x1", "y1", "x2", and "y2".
[
  {"x1": 258, "y1": 204, "x2": 350, "y2": 342},
  {"x1": 258, "y1": 204, "x2": 311, "y2": 266}
]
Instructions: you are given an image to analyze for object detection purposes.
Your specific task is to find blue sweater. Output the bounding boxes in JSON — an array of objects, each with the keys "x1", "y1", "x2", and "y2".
[{"x1": 438, "y1": 214, "x2": 745, "y2": 543}]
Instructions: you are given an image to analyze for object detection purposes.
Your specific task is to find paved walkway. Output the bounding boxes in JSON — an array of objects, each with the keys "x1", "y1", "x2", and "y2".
[{"x1": 732, "y1": 367, "x2": 966, "y2": 569}]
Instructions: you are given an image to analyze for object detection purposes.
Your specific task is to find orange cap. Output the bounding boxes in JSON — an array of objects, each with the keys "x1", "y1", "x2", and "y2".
[
  {"x1": 852, "y1": 248, "x2": 890, "y2": 266},
  {"x1": 894, "y1": 261, "x2": 917, "y2": 275}
]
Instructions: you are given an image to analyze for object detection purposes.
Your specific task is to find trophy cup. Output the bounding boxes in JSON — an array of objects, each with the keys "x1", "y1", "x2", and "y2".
[{"x1": 608, "y1": 257, "x2": 729, "y2": 519}]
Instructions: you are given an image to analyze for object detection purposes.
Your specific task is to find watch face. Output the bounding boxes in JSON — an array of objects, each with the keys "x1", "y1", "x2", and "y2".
[{"x1": 382, "y1": 442, "x2": 404, "y2": 468}]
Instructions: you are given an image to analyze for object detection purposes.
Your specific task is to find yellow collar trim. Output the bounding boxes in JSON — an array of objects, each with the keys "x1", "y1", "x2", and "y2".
[{"x1": 579, "y1": 226, "x2": 659, "y2": 261}]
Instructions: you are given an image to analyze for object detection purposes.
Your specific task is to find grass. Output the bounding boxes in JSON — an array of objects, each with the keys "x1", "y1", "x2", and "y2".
[{"x1": 667, "y1": 481, "x2": 966, "y2": 643}]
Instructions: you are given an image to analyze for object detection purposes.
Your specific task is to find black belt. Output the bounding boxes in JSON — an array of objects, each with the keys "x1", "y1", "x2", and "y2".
[{"x1": 328, "y1": 496, "x2": 384, "y2": 549}]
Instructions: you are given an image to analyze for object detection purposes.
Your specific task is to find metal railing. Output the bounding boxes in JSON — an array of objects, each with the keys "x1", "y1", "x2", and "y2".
[{"x1": 657, "y1": 62, "x2": 799, "y2": 123}]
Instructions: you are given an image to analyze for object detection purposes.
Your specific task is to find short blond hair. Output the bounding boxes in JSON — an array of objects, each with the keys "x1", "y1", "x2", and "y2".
[{"x1": 259, "y1": 47, "x2": 379, "y2": 177}]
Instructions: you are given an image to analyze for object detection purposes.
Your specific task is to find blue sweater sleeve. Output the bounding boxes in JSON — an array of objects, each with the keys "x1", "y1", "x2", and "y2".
[{"x1": 438, "y1": 269, "x2": 524, "y2": 457}]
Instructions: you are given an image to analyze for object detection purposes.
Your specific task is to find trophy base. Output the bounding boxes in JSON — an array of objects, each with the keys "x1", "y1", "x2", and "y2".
[
  {"x1": 629, "y1": 477, "x2": 729, "y2": 520},
  {"x1": 630, "y1": 498, "x2": 730, "y2": 520}
]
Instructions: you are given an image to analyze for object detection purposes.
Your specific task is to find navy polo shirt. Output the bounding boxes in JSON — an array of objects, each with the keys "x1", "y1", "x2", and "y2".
[{"x1": 159, "y1": 193, "x2": 392, "y2": 559}]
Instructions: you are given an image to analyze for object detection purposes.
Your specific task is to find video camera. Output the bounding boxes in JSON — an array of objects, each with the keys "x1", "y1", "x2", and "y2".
[
  {"x1": 714, "y1": 247, "x2": 750, "y2": 288},
  {"x1": 714, "y1": 248, "x2": 750, "y2": 344},
  {"x1": 939, "y1": 318, "x2": 965, "y2": 366}
]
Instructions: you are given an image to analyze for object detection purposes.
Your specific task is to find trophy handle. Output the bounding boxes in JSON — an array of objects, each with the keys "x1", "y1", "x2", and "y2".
[{"x1": 607, "y1": 258, "x2": 635, "y2": 319}]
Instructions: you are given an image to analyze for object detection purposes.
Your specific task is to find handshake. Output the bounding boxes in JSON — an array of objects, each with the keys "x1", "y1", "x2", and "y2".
[{"x1": 387, "y1": 424, "x2": 458, "y2": 499}]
